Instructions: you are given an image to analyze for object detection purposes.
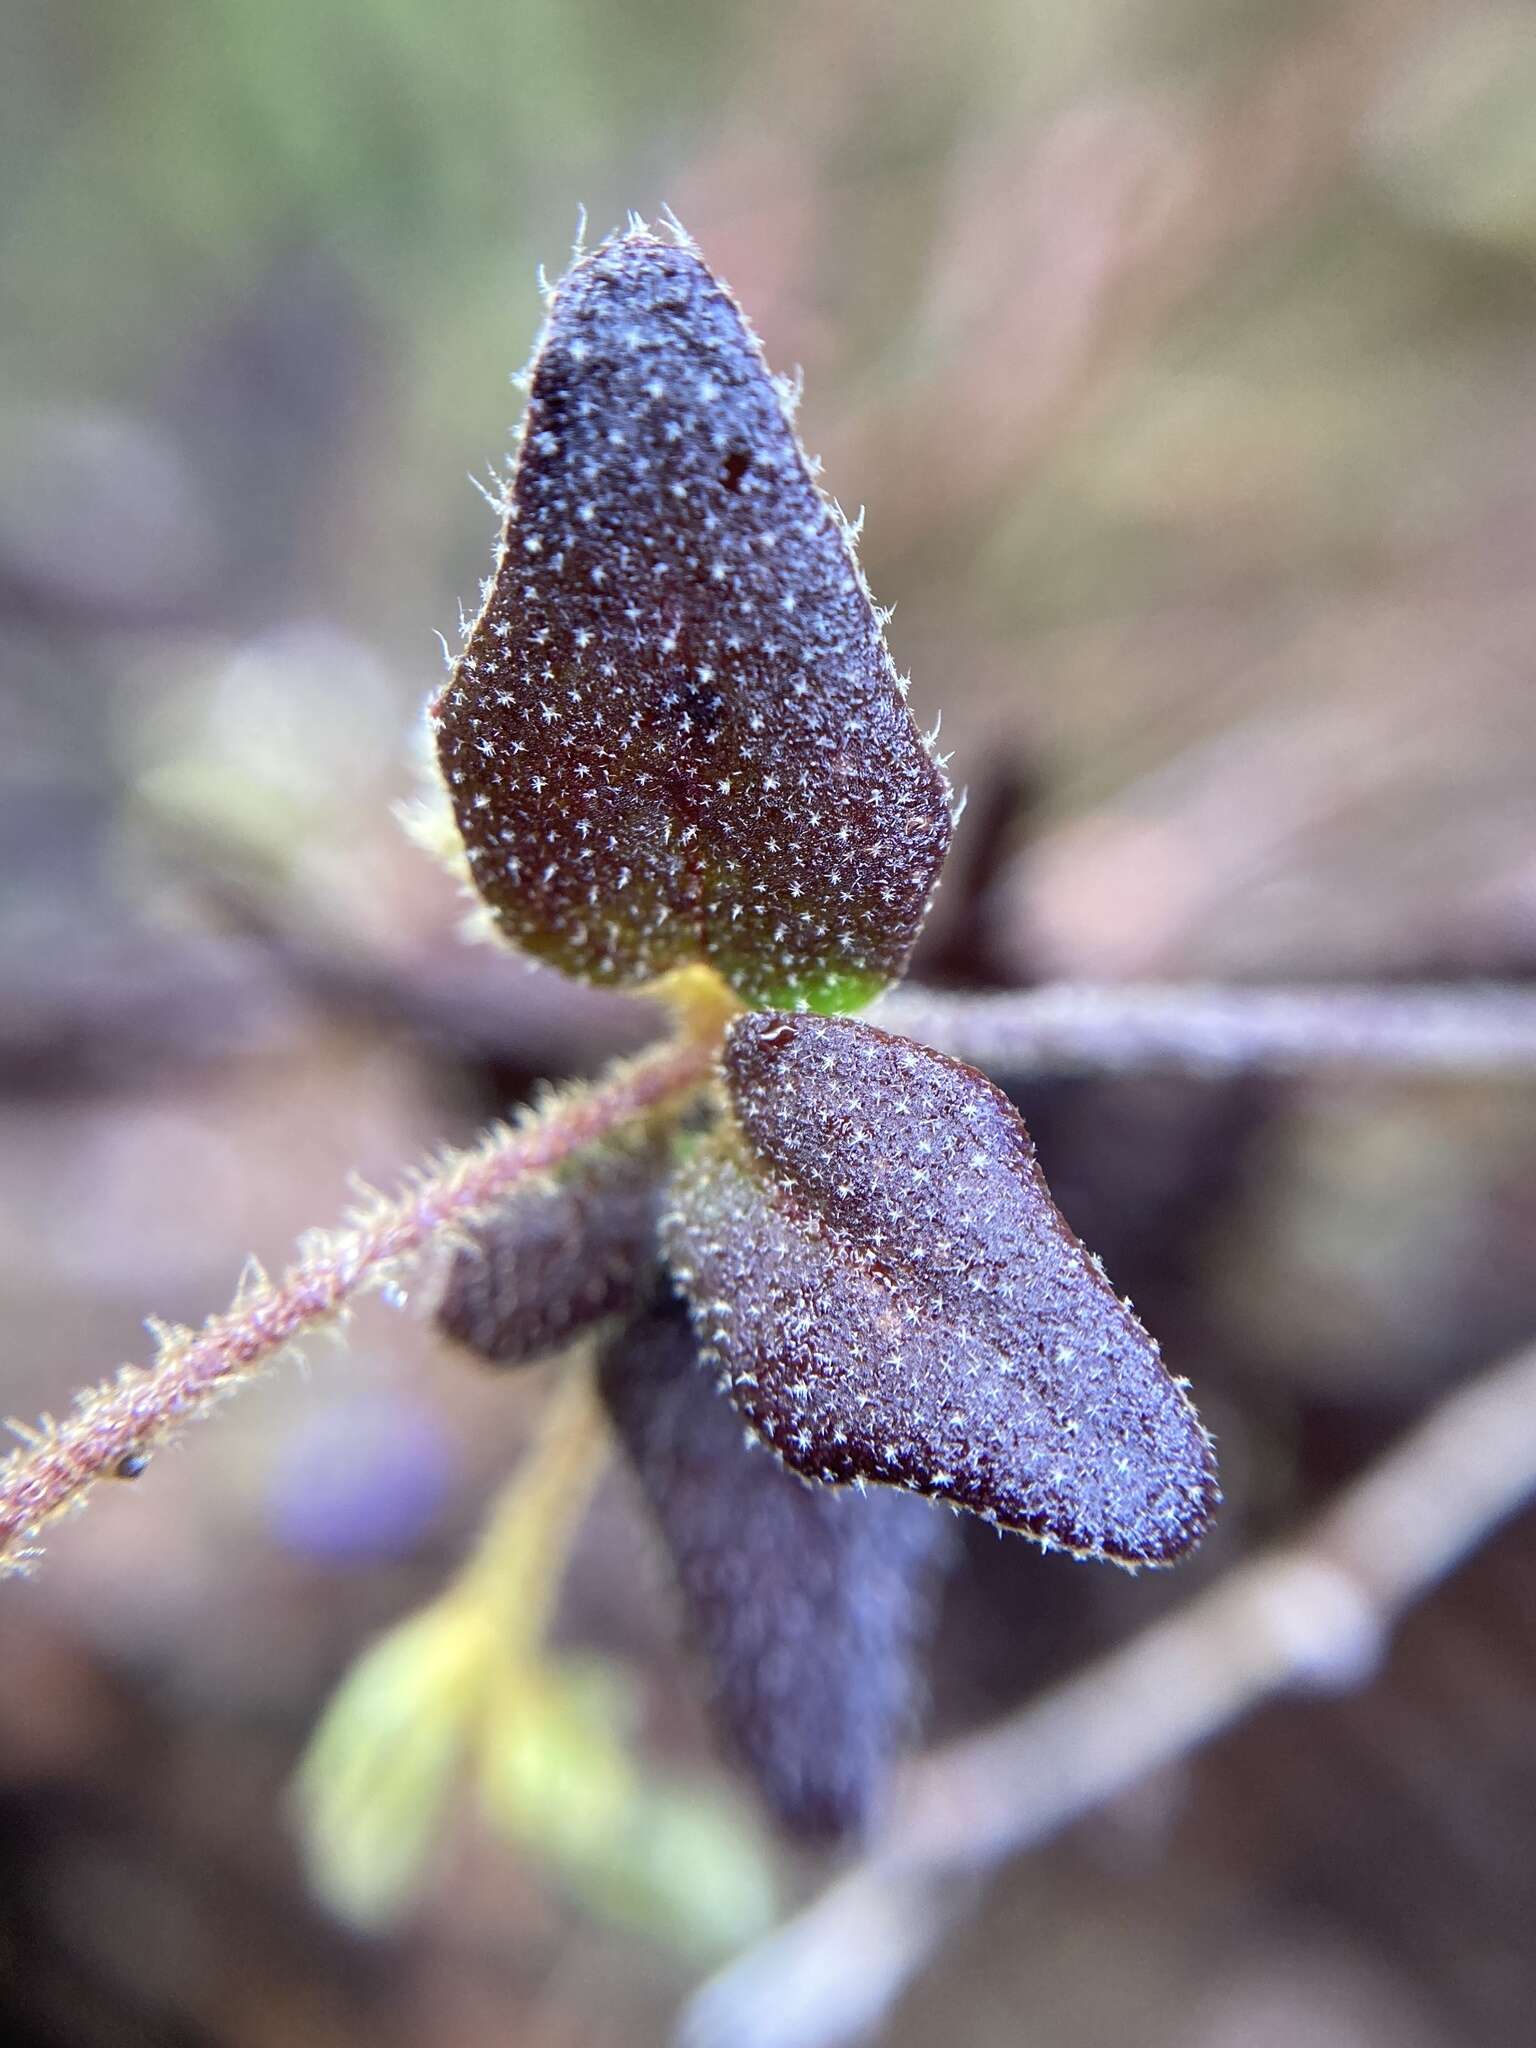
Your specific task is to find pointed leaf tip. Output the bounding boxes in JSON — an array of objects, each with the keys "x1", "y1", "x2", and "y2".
[
  {"x1": 431, "y1": 228, "x2": 951, "y2": 1013},
  {"x1": 664, "y1": 1013, "x2": 1220, "y2": 1566}
]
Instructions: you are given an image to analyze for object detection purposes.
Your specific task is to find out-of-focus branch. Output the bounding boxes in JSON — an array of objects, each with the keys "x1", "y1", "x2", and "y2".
[
  {"x1": 681, "y1": 1331, "x2": 1536, "y2": 2048},
  {"x1": 0, "y1": 1032, "x2": 712, "y2": 1576},
  {"x1": 14, "y1": 940, "x2": 1536, "y2": 1095},
  {"x1": 876, "y1": 981, "x2": 1536, "y2": 1078},
  {"x1": 0, "y1": 928, "x2": 657, "y2": 1089},
  {"x1": 842, "y1": 4, "x2": 1418, "y2": 557}
]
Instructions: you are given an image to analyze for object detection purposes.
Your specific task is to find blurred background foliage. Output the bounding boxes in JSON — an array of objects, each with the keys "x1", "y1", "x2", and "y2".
[{"x1": 4, "y1": 1, "x2": 1536, "y2": 2044}]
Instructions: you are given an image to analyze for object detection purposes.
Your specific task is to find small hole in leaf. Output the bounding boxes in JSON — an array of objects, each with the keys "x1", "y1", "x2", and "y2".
[
  {"x1": 678, "y1": 679, "x2": 727, "y2": 742},
  {"x1": 720, "y1": 445, "x2": 751, "y2": 493}
]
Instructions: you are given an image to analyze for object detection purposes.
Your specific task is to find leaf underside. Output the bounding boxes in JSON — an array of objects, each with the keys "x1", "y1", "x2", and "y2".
[
  {"x1": 664, "y1": 1014, "x2": 1220, "y2": 1566},
  {"x1": 435, "y1": 1142, "x2": 663, "y2": 1366},
  {"x1": 598, "y1": 1294, "x2": 948, "y2": 1839},
  {"x1": 431, "y1": 226, "x2": 951, "y2": 1014}
]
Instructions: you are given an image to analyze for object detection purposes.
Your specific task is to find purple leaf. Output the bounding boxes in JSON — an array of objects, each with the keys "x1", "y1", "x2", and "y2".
[
  {"x1": 598, "y1": 1295, "x2": 948, "y2": 1839},
  {"x1": 436, "y1": 1142, "x2": 662, "y2": 1366},
  {"x1": 664, "y1": 1013, "x2": 1219, "y2": 1565},
  {"x1": 430, "y1": 224, "x2": 951, "y2": 1014}
]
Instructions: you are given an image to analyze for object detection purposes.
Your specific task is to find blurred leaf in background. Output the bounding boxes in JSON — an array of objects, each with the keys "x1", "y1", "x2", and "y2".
[{"x1": 298, "y1": 1586, "x2": 776, "y2": 1955}]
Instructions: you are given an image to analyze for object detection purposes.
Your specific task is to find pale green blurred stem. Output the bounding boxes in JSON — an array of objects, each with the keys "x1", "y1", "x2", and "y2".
[{"x1": 462, "y1": 1362, "x2": 610, "y2": 1658}]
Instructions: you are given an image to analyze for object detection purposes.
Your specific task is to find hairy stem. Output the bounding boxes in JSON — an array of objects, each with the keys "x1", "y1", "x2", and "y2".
[
  {"x1": 0, "y1": 1032, "x2": 712, "y2": 1576},
  {"x1": 875, "y1": 981, "x2": 1536, "y2": 1078}
]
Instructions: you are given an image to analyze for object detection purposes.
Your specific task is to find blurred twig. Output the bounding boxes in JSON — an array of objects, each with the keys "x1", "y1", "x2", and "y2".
[
  {"x1": 877, "y1": 981, "x2": 1536, "y2": 1077},
  {"x1": 852, "y1": 2, "x2": 1414, "y2": 557},
  {"x1": 681, "y1": 1330, "x2": 1536, "y2": 2048},
  {"x1": 0, "y1": 1032, "x2": 711, "y2": 1575},
  {"x1": 11, "y1": 938, "x2": 1536, "y2": 1092},
  {"x1": 0, "y1": 930, "x2": 655, "y2": 1091}
]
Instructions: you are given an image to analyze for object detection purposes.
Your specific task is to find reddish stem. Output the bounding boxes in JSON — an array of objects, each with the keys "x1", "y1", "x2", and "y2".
[{"x1": 0, "y1": 1033, "x2": 712, "y2": 1574}]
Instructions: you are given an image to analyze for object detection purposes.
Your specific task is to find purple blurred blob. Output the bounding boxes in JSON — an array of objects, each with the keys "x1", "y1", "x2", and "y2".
[{"x1": 266, "y1": 1395, "x2": 457, "y2": 1564}]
